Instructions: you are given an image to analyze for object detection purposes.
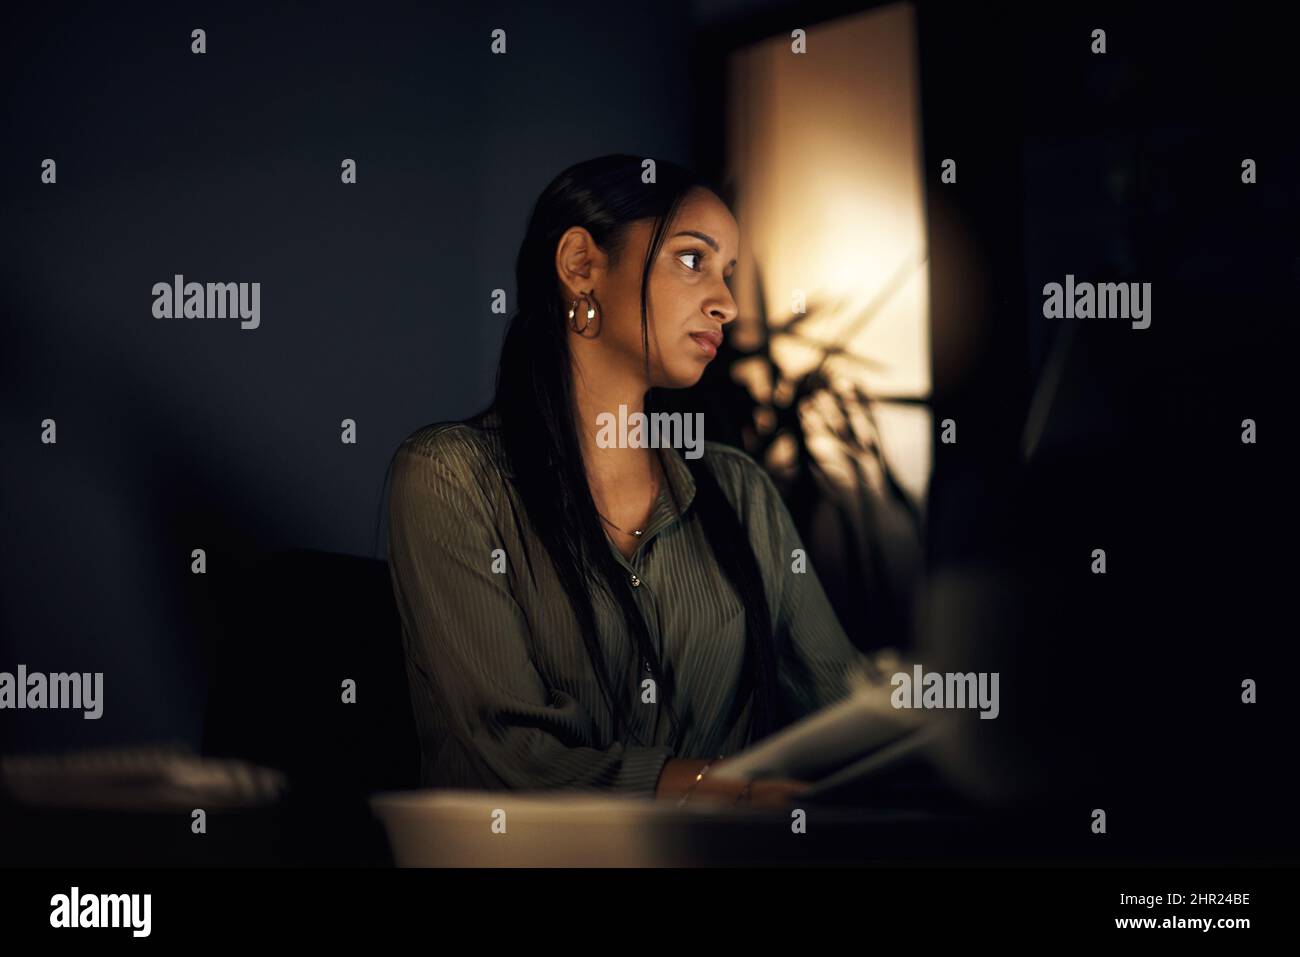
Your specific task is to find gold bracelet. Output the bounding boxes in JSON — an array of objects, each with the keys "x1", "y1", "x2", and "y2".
[{"x1": 675, "y1": 755, "x2": 724, "y2": 808}]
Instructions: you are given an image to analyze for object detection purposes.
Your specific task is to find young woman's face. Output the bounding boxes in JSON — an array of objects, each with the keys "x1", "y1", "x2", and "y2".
[{"x1": 562, "y1": 187, "x2": 740, "y2": 389}]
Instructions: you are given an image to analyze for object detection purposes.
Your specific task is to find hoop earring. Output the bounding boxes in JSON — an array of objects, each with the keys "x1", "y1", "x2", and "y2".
[{"x1": 567, "y1": 290, "x2": 599, "y2": 336}]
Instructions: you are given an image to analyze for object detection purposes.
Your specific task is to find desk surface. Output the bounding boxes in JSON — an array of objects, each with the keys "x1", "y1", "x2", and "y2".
[{"x1": 0, "y1": 789, "x2": 1278, "y2": 867}]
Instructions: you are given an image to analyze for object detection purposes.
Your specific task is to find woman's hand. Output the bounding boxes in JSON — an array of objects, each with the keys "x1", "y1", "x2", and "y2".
[
  {"x1": 661, "y1": 758, "x2": 811, "y2": 808},
  {"x1": 738, "y1": 776, "x2": 812, "y2": 809}
]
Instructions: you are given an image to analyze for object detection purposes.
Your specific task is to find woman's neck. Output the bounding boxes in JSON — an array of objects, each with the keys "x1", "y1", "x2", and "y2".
[{"x1": 571, "y1": 358, "x2": 652, "y2": 484}]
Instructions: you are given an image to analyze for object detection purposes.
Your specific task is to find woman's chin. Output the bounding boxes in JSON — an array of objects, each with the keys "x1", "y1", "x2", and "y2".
[{"x1": 659, "y1": 366, "x2": 707, "y2": 390}]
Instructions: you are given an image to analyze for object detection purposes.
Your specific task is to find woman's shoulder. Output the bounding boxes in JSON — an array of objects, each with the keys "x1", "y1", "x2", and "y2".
[
  {"x1": 702, "y1": 442, "x2": 780, "y2": 488},
  {"x1": 390, "y1": 410, "x2": 509, "y2": 489},
  {"x1": 694, "y1": 440, "x2": 784, "y2": 514},
  {"x1": 687, "y1": 441, "x2": 796, "y2": 571}
]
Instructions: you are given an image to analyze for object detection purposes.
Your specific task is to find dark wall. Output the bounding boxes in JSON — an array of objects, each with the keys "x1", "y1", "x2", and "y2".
[{"x1": 1, "y1": 0, "x2": 696, "y2": 753}]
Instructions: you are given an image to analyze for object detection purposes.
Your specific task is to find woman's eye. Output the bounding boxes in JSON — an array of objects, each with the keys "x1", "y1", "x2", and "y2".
[{"x1": 678, "y1": 250, "x2": 703, "y2": 272}]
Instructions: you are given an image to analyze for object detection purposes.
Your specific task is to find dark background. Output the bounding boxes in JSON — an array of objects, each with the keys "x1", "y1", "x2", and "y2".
[{"x1": 2, "y1": 1, "x2": 1295, "y2": 862}]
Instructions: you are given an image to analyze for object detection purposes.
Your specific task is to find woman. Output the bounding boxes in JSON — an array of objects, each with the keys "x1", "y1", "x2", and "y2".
[{"x1": 386, "y1": 155, "x2": 870, "y2": 807}]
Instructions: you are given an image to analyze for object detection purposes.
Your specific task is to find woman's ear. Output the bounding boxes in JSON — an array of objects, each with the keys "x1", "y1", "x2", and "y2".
[{"x1": 555, "y1": 225, "x2": 607, "y2": 300}]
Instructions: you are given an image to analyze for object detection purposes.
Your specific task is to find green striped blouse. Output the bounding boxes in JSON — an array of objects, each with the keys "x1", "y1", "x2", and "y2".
[{"x1": 386, "y1": 410, "x2": 870, "y2": 796}]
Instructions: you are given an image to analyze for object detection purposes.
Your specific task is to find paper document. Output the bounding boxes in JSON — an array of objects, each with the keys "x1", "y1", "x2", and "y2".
[{"x1": 710, "y1": 662, "x2": 951, "y2": 786}]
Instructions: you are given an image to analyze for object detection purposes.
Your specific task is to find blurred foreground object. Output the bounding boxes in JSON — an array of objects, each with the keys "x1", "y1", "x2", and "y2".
[{"x1": 1, "y1": 742, "x2": 286, "y2": 811}]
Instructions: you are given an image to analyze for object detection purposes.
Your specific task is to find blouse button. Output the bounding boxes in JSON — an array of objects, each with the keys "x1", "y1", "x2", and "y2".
[{"x1": 630, "y1": 574, "x2": 641, "y2": 587}]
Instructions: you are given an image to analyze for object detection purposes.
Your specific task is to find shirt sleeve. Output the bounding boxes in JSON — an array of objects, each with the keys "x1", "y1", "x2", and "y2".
[
  {"x1": 751, "y1": 465, "x2": 873, "y2": 723},
  {"x1": 386, "y1": 434, "x2": 674, "y2": 795}
]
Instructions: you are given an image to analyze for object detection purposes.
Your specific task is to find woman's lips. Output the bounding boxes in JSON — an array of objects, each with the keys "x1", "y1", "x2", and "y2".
[{"x1": 689, "y1": 330, "x2": 722, "y2": 359}]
